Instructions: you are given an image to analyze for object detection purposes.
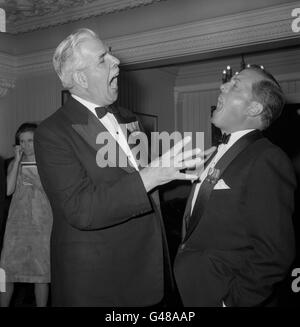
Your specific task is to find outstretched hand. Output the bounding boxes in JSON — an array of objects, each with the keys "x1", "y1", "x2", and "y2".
[{"x1": 139, "y1": 136, "x2": 216, "y2": 192}]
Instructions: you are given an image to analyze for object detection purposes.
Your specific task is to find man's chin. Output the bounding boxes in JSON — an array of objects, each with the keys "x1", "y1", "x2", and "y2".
[
  {"x1": 110, "y1": 89, "x2": 118, "y2": 101},
  {"x1": 211, "y1": 114, "x2": 218, "y2": 127},
  {"x1": 211, "y1": 115, "x2": 223, "y2": 130}
]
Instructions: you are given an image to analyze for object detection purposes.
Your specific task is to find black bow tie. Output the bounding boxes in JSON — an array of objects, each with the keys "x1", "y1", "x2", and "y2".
[
  {"x1": 218, "y1": 133, "x2": 231, "y2": 145},
  {"x1": 95, "y1": 106, "x2": 118, "y2": 119}
]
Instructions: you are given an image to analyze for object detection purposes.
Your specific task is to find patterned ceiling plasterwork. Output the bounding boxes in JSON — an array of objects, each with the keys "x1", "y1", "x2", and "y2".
[
  {"x1": 0, "y1": 77, "x2": 15, "y2": 97},
  {"x1": 3, "y1": 0, "x2": 98, "y2": 22},
  {"x1": 1, "y1": 2, "x2": 300, "y2": 77},
  {"x1": 81, "y1": 2, "x2": 300, "y2": 66},
  {"x1": 0, "y1": 52, "x2": 16, "y2": 97},
  {"x1": 2, "y1": 0, "x2": 164, "y2": 34}
]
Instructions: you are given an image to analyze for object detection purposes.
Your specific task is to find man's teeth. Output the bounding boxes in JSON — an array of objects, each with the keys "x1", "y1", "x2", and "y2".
[
  {"x1": 216, "y1": 97, "x2": 223, "y2": 110},
  {"x1": 110, "y1": 76, "x2": 118, "y2": 88}
]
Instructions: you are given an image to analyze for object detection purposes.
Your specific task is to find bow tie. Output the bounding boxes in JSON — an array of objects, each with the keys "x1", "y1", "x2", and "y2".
[
  {"x1": 95, "y1": 106, "x2": 118, "y2": 119},
  {"x1": 218, "y1": 133, "x2": 231, "y2": 145}
]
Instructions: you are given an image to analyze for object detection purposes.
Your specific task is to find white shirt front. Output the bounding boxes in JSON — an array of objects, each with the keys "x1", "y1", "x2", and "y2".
[
  {"x1": 190, "y1": 129, "x2": 255, "y2": 214},
  {"x1": 71, "y1": 94, "x2": 139, "y2": 170}
]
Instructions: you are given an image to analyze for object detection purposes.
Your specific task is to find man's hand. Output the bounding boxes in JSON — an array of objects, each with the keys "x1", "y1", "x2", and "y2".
[{"x1": 139, "y1": 136, "x2": 216, "y2": 192}]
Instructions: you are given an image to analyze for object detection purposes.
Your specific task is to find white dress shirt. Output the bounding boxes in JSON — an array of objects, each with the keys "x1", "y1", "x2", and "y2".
[
  {"x1": 72, "y1": 94, "x2": 139, "y2": 170},
  {"x1": 190, "y1": 129, "x2": 255, "y2": 214}
]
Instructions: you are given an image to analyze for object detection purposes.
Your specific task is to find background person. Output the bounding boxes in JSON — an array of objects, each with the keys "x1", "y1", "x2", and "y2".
[{"x1": 0, "y1": 123, "x2": 53, "y2": 307}]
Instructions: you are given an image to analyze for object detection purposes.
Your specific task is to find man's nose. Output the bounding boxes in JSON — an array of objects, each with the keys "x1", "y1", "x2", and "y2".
[
  {"x1": 220, "y1": 81, "x2": 230, "y2": 93},
  {"x1": 109, "y1": 53, "x2": 120, "y2": 67}
]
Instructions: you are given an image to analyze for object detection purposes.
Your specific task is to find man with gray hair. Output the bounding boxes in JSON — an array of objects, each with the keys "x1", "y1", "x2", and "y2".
[{"x1": 34, "y1": 28, "x2": 211, "y2": 306}]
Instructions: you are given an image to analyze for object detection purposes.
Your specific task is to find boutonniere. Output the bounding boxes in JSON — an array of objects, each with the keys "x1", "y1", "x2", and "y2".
[
  {"x1": 119, "y1": 120, "x2": 141, "y2": 141},
  {"x1": 125, "y1": 121, "x2": 140, "y2": 134},
  {"x1": 206, "y1": 167, "x2": 221, "y2": 185}
]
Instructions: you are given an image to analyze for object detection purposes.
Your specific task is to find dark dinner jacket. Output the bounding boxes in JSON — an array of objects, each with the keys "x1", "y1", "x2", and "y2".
[
  {"x1": 34, "y1": 96, "x2": 172, "y2": 306},
  {"x1": 174, "y1": 131, "x2": 296, "y2": 307}
]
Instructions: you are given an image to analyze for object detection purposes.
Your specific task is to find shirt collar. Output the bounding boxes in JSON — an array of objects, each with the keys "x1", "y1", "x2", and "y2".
[
  {"x1": 71, "y1": 94, "x2": 99, "y2": 116},
  {"x1": 226, "y1": 129, "x2": 255, "y2": 148}
]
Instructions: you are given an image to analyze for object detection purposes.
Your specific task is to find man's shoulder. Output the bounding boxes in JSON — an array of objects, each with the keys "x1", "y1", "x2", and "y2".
[
  {"x1": 36, "y1": 106, "x2": 67, "y2": 137},
  {"x1": 250, "y1": 137, "x2": 289, "y2": 160},
  {"x1": 234, "y1": 135, "x2": 292, "y2": 171},
  {"x1": 247, "y1": 136, "x2": 294, "y2": 175}
]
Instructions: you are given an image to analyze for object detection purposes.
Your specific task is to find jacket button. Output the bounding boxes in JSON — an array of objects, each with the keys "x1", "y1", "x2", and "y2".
[{"x1": 181, "y1": 243, "x2": 186, "y2": 250}]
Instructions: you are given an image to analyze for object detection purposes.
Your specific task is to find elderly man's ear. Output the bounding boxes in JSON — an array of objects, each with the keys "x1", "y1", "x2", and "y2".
[
  {"x1": 247, "y1": 101, "x2": 264, "y2": 117},
  {"x1": 73, "y1": 71, "x2": 88, "y2": 88}
]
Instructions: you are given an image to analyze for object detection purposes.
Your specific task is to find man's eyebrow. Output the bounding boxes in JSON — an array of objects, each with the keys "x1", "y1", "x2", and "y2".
[
  {"x1": 98, "y1": 51, "x2": 107, "y2": 59},
  {"x1": 98, "y1": 46, "x2": 111, "y2": 59}
]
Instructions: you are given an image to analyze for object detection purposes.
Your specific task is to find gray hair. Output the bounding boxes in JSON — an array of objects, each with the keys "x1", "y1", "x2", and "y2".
[{"x1": 53, "y1": 28, "x2": 98, "y2": 89}]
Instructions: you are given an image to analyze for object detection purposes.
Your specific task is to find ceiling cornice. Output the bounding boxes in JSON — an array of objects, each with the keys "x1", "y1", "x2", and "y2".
[
  {"x1": 0, "y1": 53, "x2": 16, "y2": 96},
  {"x1": 107, "y1": 1, "x2": 300, "y2": 65},
  {"x1": 9, "y1": 0, "x2": 164, "y2": 34},
  {"x1": 0, "y1": 77, "x2": 15, "y2": 97},
  {"x1": 2, "y1": 1, "x2": 300, "y2": 79},
  {"x1": 176, "y1": 47, "x2": 300, "y2": 82}
]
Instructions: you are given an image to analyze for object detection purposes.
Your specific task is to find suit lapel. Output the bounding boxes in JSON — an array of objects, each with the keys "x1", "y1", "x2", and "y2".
[
  {"x1": 182, "y1": 130, "x2": 263, "y2": 242},
  {"x1": 181, "y1": 182, "x2": 197, "y2": 238},
  {"x1": 114, "y1": 106, "x2": 149, "y2": 169},
  {"x1": 112, "y1": 105, "x2": 138, "y2": 125},
  {"x1": 181, "y1": 148, "x2": 219, "y2": 238},
  {"x1": 62, "y1": 97, "x2": 136, "y2": 174}
]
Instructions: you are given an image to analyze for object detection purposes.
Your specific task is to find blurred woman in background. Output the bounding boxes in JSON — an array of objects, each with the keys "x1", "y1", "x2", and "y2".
[{"x1": 0, "y1": 123, "x2": 53, "y2": 307}]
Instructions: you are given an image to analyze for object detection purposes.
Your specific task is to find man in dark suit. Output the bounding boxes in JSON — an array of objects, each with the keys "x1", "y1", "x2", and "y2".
[
  {"x1": 34, "y1": 28, "x2": 207, "y2": 307},
  {"x1": 174, "y1": 65, "x2": 296, "y2": 307}
]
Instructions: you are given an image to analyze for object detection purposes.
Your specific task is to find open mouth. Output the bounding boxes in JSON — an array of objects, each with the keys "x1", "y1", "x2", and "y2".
[
  {"x1": 215, "y1": 95, "x2": 224, "y2": 112},
  {"x1": 109, "y1": 72, "x2": 119, "y2": 89}
]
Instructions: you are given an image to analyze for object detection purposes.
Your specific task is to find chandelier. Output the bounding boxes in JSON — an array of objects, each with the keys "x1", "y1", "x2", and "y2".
[{"x1": 221, "y1": 54, "x2": 264, "y2": 84}]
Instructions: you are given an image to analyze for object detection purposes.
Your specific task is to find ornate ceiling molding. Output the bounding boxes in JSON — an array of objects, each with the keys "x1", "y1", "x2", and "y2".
[
  {"x1": 0, "y1": 52, "x2": 16, "y2": 72},
  {"x1": 0, "y1": 78, "x2": 16, "y2": 97},
  {"x1": 107, "y1": 2, "x2": 299, "y2": 65},
  {"x1": 0, "y1": 1, "x2": 296, "y2": 81},
  {"x1": 16, "y1": 49, "x2": 53, "y2": 74},
  {"x1": 14, "y1": 2, "x2": 300, "y2": 75},
  {"x1": 8, "y1": 0, "x2": 164, "y2": 34},
  {"x1": 174, "y1": 46, "x2": 300, "y2": 85},
  {"x1": 0, "y1": 53, "x2": 16, "y2": 97}
]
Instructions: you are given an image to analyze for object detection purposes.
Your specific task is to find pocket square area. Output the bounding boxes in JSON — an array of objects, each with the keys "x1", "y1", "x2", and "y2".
[{"x1": 213, "y1": 179, "x2": 230, "y2": 190}]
